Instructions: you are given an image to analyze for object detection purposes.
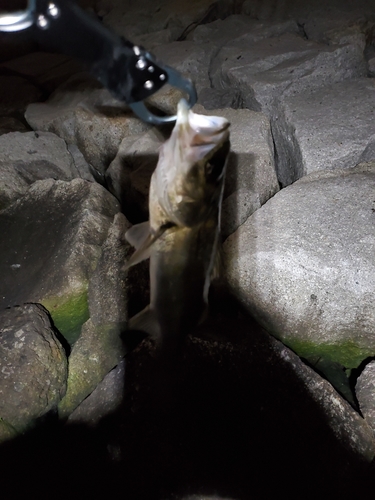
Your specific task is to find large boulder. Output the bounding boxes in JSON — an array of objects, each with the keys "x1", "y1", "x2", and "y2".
[
  {"x1": 0, "y1": 304, "x2": 68, "y2": 439},
  {"x1": 224, "y1": 164, "x2": 375, "y2": 369},
  {"x1": 211, "y1": 32, "x2": 366, "y2": 115},
  {"x1": 0, "y1": 131, "x2": 78, "y2": 210},
  {"x1": 0, "y1": 178, "x2": 119, "y2": 344},
  {"x1": 272, "y1": 78, "x2": 375, "y2": 186}
]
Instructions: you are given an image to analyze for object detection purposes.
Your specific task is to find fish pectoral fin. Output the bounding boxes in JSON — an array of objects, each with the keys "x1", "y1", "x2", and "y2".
[
  {"x1": 124, "y1": 222, "x2": 175, "y2": 270},
  {"x1": 125, "y1": 221, "x2": 150, "y2": 249},
  {"x1": 128, "y1": 305, "x2": 161, "y2": 339}
]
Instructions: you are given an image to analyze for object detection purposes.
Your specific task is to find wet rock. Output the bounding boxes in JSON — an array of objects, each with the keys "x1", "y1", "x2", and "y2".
[
  {"x1": 58, "y1": 319, "x2": 126, "y2": 419},
  {"x1": 224, "y1": 164, "x2": 375, "y2": 369},
  {"x1": 67, "y1": 359, "x2": 126, "y2": 426},
  {"x1": 0, "y1": 304, "x2": 68, "y2": 438},
  {"x1": 0, "y1": 178, "x2": 119, "y2": 344},
  {"x1": 25, "y1": 73, "x2": 150, "y2": 174},
  {"x1": 193, "y1": 105, "x2": 279, "y2": 238},
  {"x1": 0, "y1": 131, "x2": 78, "y2": 210},
  {"x1": 211, "y1": 32, "x2": 366, "y2": 115},
  {"x1": 272, "y1": 78, "x2": 375, "y2": 187},
  {"x1": 356, "y1": 361, "x2": 375, "y2": 434}
]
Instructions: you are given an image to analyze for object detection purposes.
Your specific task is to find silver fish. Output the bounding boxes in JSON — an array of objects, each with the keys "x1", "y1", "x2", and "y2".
[{"x1": 125, "y1": 99, "x2": 230, "y2": 350}]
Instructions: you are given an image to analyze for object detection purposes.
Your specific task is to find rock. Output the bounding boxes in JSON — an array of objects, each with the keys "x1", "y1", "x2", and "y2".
[
  {"x1": 102, "y1": 0, "x2": 219, "y2": 41},
  {"x1": 105, "y1": 127, "x2": 164, "y2": 220},
  {"x1": 0, "y1": 304, "x2": 68, "y2": 437},
  {"x1": 224, "y1": 164, "x2": 375, "y2": 369},
  {"x1": 88, "y1": 213, "x2": 131, "y2": 326},
  {"x1": 268, "y1": 336, "x2": 375, "y2": 462},
  {"x1": 197, "y1": 87, "x2": 244, "y2": 110},
  {"x1": 67, "y1": 143, "x2": 96, "y2": 182},
  {"x1": 193, "y1": 105, "x2": 279, "y2": 238},
  {"x1": 0, "y1": 75, "x2": 43, "y2": 116},
  {"x1": 357, "y1": 361, "x2": 375, "y2": 435},
  {"x1": 0, "y1": 117, "x2": 28, "y2": 135},
  {"x1": 0, "y1": 51, "x2": 83, "y2": 94},
  {"x1": 67, "y1": 359, "x2": 126, "y2": 426},
  {"x1": 272, "y1": 78, "x2": 375, "y2": 187},
  {"x1": 25, "y1": 73, "x2": 150, "y2": 174},
  {"x1": 0, "y1": 178, "x2": 119, "y2": 344},
  {"x1": 153, "y1": 40, "x2": 216, "y2": 93},
  {"x1": 0, "y1": 131, "x2": 78, "y2": 210},
  {"x1": 58, "y1": 319, "x2": 126, "y2": 419},
  {"x1": 211, "y1": 32, "x2": 366, "y2": 116},
  {"x1": 188, "y1": 15, "x2": 299, "y2": 47}
]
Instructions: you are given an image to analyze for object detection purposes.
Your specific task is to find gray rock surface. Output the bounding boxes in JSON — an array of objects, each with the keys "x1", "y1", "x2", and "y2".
[
  {"x1": 0, "y1": 131, "x2": 78, "y2": 209},
  {"x1": 105, "y1": 127, "x2": 165, "y2": 219},
  {"x1": 0, "y1": 178, "x2": 119, "y2": 344},
  {"x1": 224, "y1": 164, "x2": 375, "y2": 369},
  {"x1": 211, "y1": 32, "x2": 366, "y2": 115},
  {"x1": 193, "y1": 105, "x2": 279, "y2": 238},
  {"x1": 58, "y1": 319, "x2": 126, "y2": 419},
  {"x1": 67, "y1": 359, "x2": 126, "y2": 426},
  {"x1": 25, "y1": 74, "x2": 151, "y2": 174},
  {"x1": 268, "y1": 334, "x2": 375, "y2": 462},
  {"x1": 356, "y1": 361, "x2": 375, "y2": 435},
  {"x1": 88, "y1": 212, "x2": 131, "y2": 326},
  {"x1": 0, "y1": 304, "x2": 68, "y2": 437},
  {"x1": 272, "y1": 78, "x2": 375, "y2": 186}
]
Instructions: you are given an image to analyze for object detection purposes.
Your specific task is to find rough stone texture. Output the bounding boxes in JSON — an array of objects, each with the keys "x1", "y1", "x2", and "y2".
[
  {"x1": 357, "y1": 361, "x2": 375, "y2": 435},
  {"x1": 105, "y1": 127, "x2": 165, "y2": 219},
  {"x1": 88, "y1": 212, "x2": 131, "y2": 326},
  {"x1": 67, "y1": 143, "x2": 97, "y2": 182},
  {"x1": 224, "y1": 164, "x2": 375, "y2": 369},
  {"x1": 0, "y1": 131, "x2": 78, "y2": 210},
  {"x1": 272, "y1": 78, "x2": 375, "y2": 186},
  {"x1": 188, "y1": 14, "x2": 299, "y2": 47},
  {"x1": 193, "y1": 105, "x2": 279, "y2": 238},
  {"x1": 25, "y1": 73, "x2": 151, "y2": 174},
  {"x1": 153, "y1": 41, "x2": 216, "y2": 93},
  {"x1": 0, "y1": 304, "x2": 68, "y2": 436},
  {"x1": 102, "y1": 0, "x2": 219, "y2": 41},
  {"x1": 0, "y1": 178, "x2": 119, "y2": 344},
  {"x1": 67, "y1": 359, "x2": 126, "y2": 426},
  {"x1": 58, "y1": 319, "x2": 126, "y2": 419},
  {"x1": 211, "y1": 32, "x2": 366, "y2": 116},
  {"x1": 269, "y1": 334, "x2": 375, "y2": 462}
]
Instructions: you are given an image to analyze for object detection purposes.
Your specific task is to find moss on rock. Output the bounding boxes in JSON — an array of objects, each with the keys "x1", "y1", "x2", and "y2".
[{"x1": 43, "y1": 288, "x2": 90, "y2": 345}]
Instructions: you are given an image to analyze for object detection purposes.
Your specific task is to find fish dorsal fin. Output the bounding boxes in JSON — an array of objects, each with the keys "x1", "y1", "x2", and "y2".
[
  {"x1": 128, "y1": 305, "x2": 161, "y2": 339},
  {"x1": 125, "y1": 221, "x2": 150, "y2": 249},
  {"x1": 124, "y1": 222, "x2": 174, "y2": 270}
]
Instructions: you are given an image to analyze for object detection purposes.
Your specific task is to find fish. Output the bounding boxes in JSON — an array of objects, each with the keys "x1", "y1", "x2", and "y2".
[{"x1": 125, "y1": 99, "x2": 230, "y2": 353}]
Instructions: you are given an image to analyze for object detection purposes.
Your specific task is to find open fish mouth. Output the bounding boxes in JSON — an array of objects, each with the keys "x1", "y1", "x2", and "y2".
[{"x1": 176, "y1": 99, "x2": 230, "y2": 145}]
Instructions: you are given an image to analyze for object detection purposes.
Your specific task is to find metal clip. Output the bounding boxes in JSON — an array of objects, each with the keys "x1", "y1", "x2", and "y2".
[
  {"x1": 129, "y1": 65, "x2": 197, "y2": 125},
  {"x1": 0, "y1": 0, "x2": 36, "y2": 32}
]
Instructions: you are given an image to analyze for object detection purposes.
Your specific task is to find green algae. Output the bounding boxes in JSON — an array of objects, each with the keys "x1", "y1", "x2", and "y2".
[
  {"x1": 284, "y1": 338, "x2": 375, "y2": 369},
  {"x1": 43, "y1": 289, "x2": 90, "y2": 346}
]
